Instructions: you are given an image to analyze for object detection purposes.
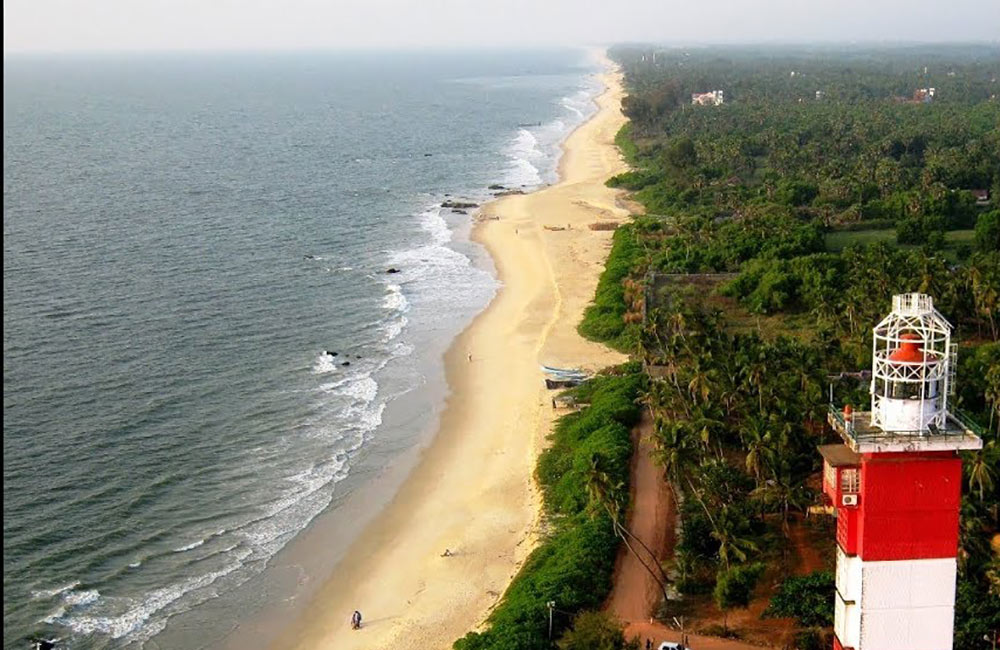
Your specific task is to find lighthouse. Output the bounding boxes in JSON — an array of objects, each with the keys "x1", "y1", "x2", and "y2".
[{"x1": 822, "y1": 293, "x2": 983, "y2": 650}]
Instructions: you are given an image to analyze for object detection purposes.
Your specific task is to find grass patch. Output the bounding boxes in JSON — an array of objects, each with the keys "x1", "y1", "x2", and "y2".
[
  {"x1": 824, "y1": 229, "x2": 896, "y2": 251},
  {"x1": 825, "y1": 228, "x2": 975, "y2": 249},
  {"x1": 825, "y1": 228, "x2": 975, "y2": 263}
]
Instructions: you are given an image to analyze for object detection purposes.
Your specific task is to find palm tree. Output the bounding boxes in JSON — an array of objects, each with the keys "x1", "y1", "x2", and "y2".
[
  {"x1": 752, "y1": 474, "x2": 812, "y2": 535},
  {"x1": 686, "y1": 477, "x2": 759, "y2": 571},
  {"x1": 687, "y1": 362, "x2": 714, "y2": 406},
  {"x1": 711, "y1": 512, "x2": 760, "y2": 570},
  {"x1": 741, "y1": 417, "x2": 776, "y2": 486},
  {"x1": 653, "y1": 419, "x2": 698, "y2": 485},
  {"x1": 689, "y1": 404, "x2": 724, "y2": 449},
  {"x1": 584, "y1": 454, "x2": 671, "y2": 601},
  {"x1": 966, "y1": 442, "x2": 996, "y2": 502},
  {"x1": 741, "y1": 358, "x2": 768, "y2": 414}
]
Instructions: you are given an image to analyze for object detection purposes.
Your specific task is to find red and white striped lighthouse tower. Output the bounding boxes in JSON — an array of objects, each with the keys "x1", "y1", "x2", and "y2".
[{"x1": 822, "y1": 293, "x2": 982, "y2": 650}]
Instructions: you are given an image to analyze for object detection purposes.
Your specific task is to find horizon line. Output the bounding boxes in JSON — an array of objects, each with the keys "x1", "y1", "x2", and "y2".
[{"x1": 5, "y1": 39, "x2": 1000, "y2": 57}]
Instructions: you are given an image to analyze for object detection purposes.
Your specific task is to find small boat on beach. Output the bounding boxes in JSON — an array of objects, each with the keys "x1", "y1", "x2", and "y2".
[{"x1": 541, "y1": 364, "x2": 588, "y2": 378}]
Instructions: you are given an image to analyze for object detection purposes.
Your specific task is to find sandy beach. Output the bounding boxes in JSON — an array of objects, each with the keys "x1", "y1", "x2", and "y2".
[{"x1": 277, "y1": 49, "x2": 630, "y2": 650}]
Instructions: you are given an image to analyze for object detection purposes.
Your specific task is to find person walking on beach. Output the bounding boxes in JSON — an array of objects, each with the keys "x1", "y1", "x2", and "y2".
[
  {"x1": 351, "y1": 610, "x2": 362, "y2": 630},
  {"x1": 467, "y1": 352, "x2": 472, "y2": 362}
]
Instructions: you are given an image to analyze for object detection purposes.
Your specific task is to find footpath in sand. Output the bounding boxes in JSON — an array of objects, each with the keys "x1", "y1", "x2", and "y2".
[{"x1": 277, "y1": 52, "x2": 630, "y2": 650}]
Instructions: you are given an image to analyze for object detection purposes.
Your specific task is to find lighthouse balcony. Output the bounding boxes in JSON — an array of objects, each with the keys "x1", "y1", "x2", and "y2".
[{"x1": 827, "y1": 405, "x2": 983, "y2": 453}]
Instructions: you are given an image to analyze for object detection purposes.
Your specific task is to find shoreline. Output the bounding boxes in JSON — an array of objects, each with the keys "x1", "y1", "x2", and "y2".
[{"x1": 271, "y1": 49, "x2": 630, "y2": 650}]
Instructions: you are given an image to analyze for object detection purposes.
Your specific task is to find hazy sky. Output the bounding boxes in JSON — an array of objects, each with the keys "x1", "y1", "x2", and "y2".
[{"x1": 4, "y1": 0, "x2": 999, "y2": 53}]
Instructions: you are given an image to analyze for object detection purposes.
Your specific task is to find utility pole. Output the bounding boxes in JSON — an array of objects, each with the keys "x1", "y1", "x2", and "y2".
[
  {"x1": 672, "y1": 616, "x2": 687, "y2": 648},
  {"x1": 547, "y1": 601, "x2": 556, "y2": 640}
]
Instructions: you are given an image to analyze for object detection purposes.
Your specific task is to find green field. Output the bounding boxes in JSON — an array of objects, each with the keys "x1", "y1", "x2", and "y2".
[{"x1": 825, "y1": 228, "x2": 975, "y2": 262}]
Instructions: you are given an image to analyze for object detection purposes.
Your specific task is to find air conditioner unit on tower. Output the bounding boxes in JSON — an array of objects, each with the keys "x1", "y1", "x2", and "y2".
[{"x1": 842, "y1": 494, "x2": 858, "y2": 507}]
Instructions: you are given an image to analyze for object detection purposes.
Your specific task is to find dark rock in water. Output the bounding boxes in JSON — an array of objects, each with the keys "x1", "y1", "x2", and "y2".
[
  {"x1": 323, "y1": 350, "x2": 338, "y2": 357},
  {"x1": 386, "y1": 268, "x2": 401, "y2": 274},
  {"x1": 488, "y1": 184, "x2": 506, "y2": 190},
  {"x1": 494, "y1": 189, "x2": 526, "y2": 196},
  {"x1": 424, "y1": 153, "x2": 432, "y2": 157},
  {"x1": 304, "y1": 254, "x2": 316, "y2": 260},
  {"x1": 341, "y1": 361, "x2": 351, "y2": 367},
  {"x1": 451, "y1": 209, "x2": 468, "y2": 215},
  {"x1": 441, "y1": 200, "x2": 478, "y2": 209}
]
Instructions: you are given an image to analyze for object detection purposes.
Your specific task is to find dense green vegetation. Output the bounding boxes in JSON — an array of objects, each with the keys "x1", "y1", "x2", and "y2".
[
  {"x1": 556, "y1": 611, "x2": 639, "y2": 650},
  {"x1": 763, "y1": 571, "x2": 835, "y2": 627},
  {"x1": 593, "y1": 45, "x2": 1000, "y2": 646},
  {"x1": 578, "y1": 226, "x2": 644, "y2": 350},
  {"x1": 454, "y1": 367, "x2": 643, "y2": 650}
]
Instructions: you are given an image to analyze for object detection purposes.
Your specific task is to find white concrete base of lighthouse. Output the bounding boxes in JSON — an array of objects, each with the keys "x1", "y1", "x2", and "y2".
[{"x1": 835, "y1": 547, "x2": 956, "y2": 649}]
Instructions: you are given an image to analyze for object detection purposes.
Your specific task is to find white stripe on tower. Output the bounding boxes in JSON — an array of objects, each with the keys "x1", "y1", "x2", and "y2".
[{"x1": 835, "y1": 547, "x2": 957, "y2": 649}]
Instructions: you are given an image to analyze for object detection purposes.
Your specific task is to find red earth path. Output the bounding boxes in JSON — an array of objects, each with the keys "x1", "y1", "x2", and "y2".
[{"x1": 605, "y1": 410, "x2": 767, "y2": 650}]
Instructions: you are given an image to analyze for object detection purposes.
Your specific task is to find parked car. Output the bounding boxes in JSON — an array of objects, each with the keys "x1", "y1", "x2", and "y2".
[{"x1": 658, "y1": 643, "x2": 690, "y2": 650}]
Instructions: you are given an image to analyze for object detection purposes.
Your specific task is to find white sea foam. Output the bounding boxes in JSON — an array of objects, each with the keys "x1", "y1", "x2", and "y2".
[
  {"x1": 239, "y1": 460, "x2": 347, "y2": 552},
  {"x1": 382, "y1": 283, "x2": 410, "y2": 313},
  {"x1": 381, "y1": 314, "x2": 408, "y2": 342},
  {"x1": 63, "y1": 588, "x2": 100, "y2": 607},
  {"x1": 312, "y1": 352, "x2": 339, "y2": 375},
  {"x1": 503, "y1": 128, "x2": 545, "y2": 188},
  {"x1": 172, "y1": 539, "x2": 205, "y2": 553},
  {"x1": 561, "y1": 96, "x2": 584, "y2": 118},
  {"x1": 41, "y1": 606, "x2": 67, "y2": 624},
  {"x1": 511, "y1": 128, "x2": 543, "y2": 158},
  {"x1": 54, "y1": 550, "x2": 251, "y2": 642},
  {"x1": 31, "y1": 582, "x2": 80, "y2": 600},
  {"x1": 341, "y1": 375, "x2": 378, "y2": 403}
]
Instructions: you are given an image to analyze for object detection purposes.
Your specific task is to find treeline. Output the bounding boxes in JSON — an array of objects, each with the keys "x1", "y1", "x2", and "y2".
[{"x1": 585, "y1": 46, "x2": 1000, "y2": 648}]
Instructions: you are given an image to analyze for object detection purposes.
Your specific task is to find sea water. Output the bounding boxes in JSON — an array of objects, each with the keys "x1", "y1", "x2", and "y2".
[{"x1": 3, "y1": 49, "x2": 601, "y2": 648}]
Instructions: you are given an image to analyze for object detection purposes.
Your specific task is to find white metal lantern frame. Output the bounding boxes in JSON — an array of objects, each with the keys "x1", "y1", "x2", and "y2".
[{"x1": 870, "y1": 293, "x2": 955, "y2": 433}]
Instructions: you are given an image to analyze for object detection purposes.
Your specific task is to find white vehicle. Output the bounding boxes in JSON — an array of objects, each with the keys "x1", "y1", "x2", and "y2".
[{"x1": 658, "y1": 643, "x2": 689, "y2": 650}]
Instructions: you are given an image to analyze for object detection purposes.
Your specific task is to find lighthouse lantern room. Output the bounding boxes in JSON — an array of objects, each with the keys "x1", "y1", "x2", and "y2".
[
  {"x1": 823, "y1": 293, "x2": 982, "y2": 650},
  {"x1": 870, "y1": 293, "x2": 953, "y2": 433}
]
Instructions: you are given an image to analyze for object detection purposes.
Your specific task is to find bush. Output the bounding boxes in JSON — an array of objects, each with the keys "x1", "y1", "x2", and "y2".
[
  {"x1": 579, "y1": 225, "x2": 644, "y2": 350},
  {"x1": 557, "y1": 611, "x2": 639, "y2": 650},
  {"x1": 776, "y1": 179, "x2": 819, "y2": 207},
  {"x1": 794, "y1": 628, "x2": 832, "y2": 650},
  {"x1": 975, "y1": 210, "x2": 1000, "y2": 252},
  {"x1": 607, "y1": 170, "x2": 660, "y2": 191},
  {"x1": 713, "y1": 562, "x2": 765, "y2": 612},
  {"x1": 763, "y1": 571, "x2": 834, "y2": 627}
]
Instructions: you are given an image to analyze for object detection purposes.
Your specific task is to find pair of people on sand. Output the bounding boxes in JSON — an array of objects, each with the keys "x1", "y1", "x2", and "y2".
[{"x1": 350, "y1": 610, "x2": 362, "y2": 630}]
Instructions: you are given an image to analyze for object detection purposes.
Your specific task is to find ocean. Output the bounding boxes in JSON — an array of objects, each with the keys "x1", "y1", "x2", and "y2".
[{"x1": 3, "y1": 49, "x2": 601, "y2": 649}]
